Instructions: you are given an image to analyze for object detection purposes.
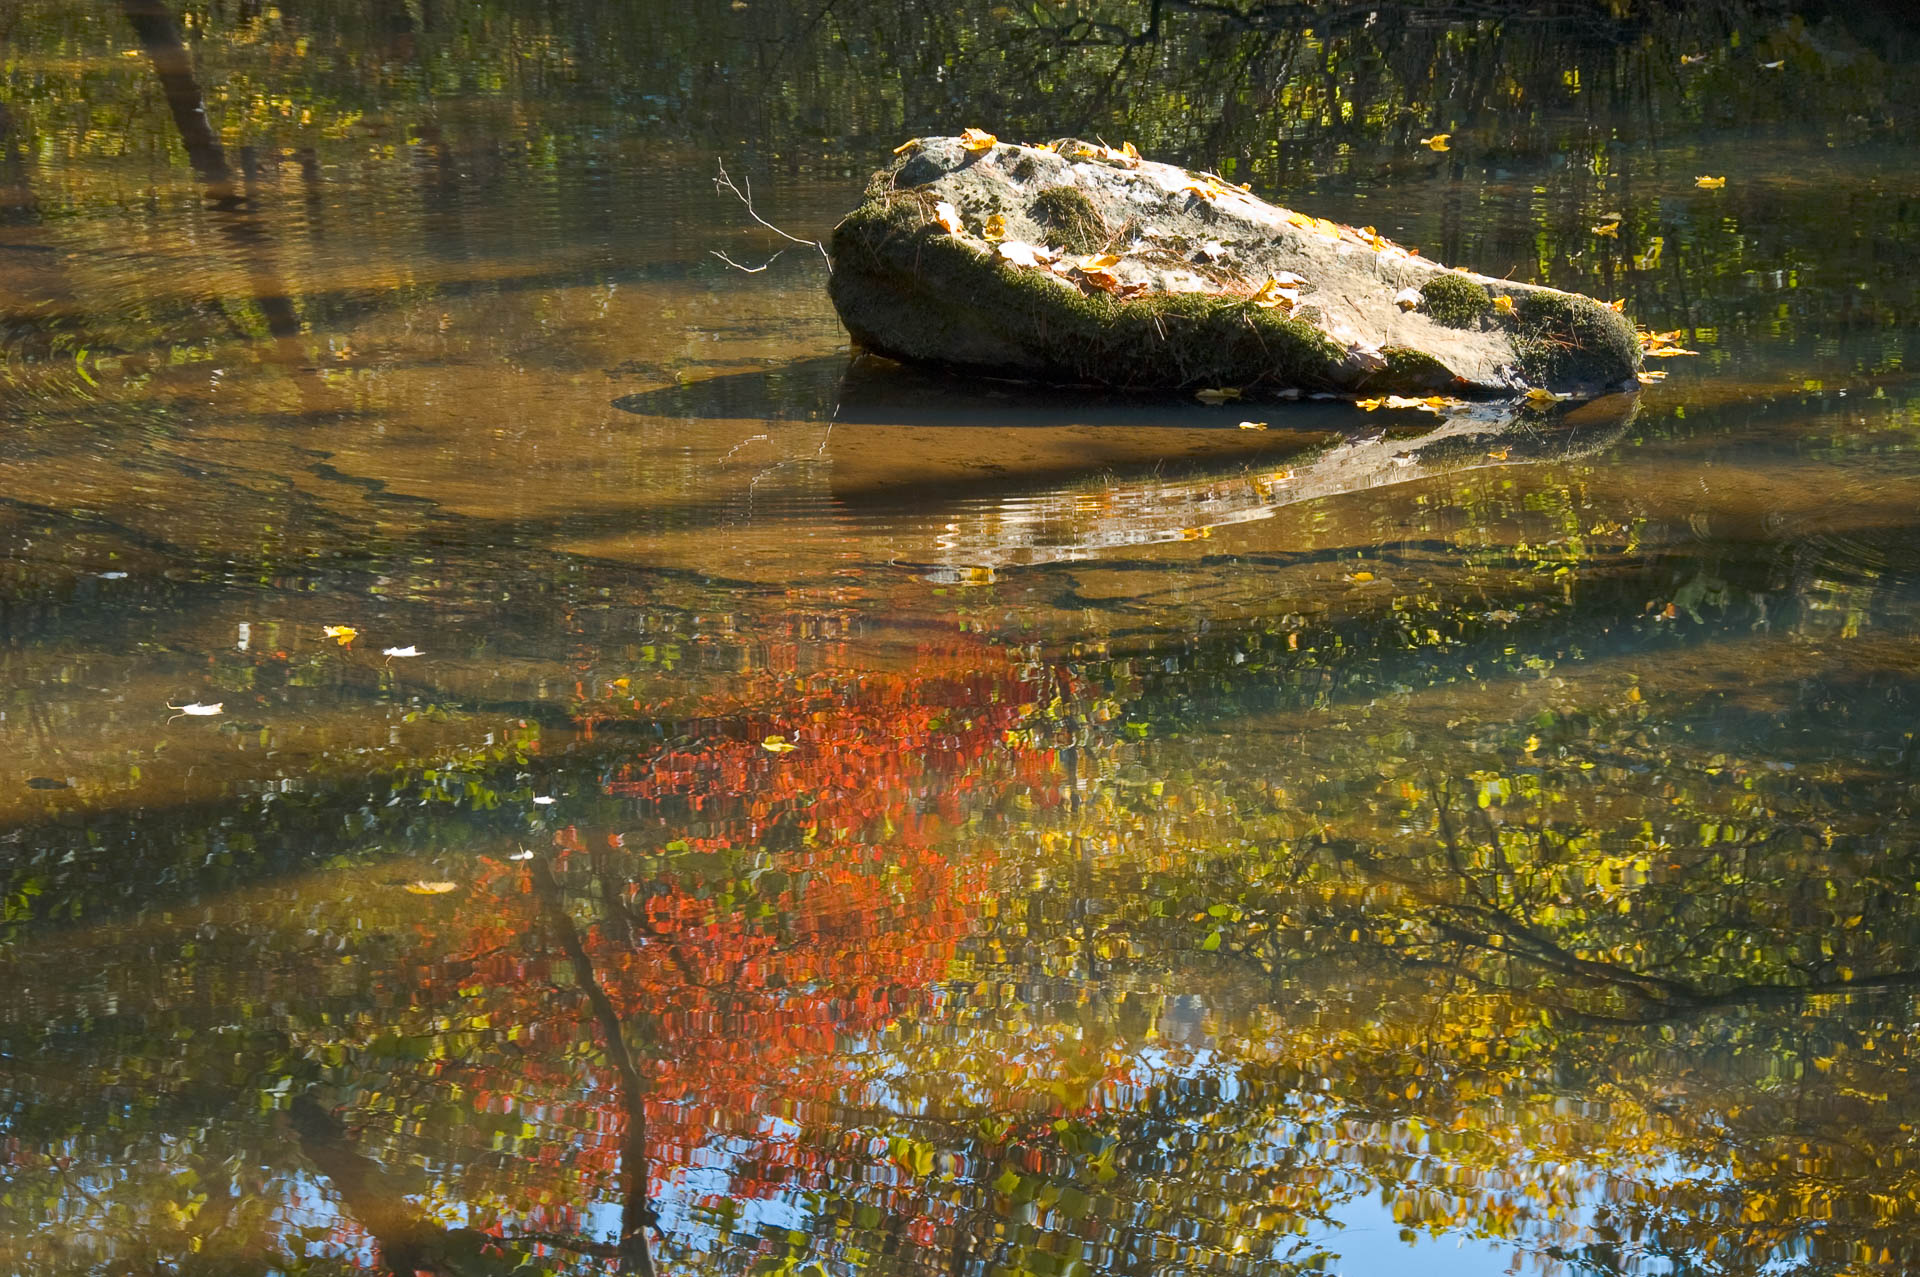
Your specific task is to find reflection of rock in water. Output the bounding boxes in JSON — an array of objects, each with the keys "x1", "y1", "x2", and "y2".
[
  {"x1": 610, "y1": 356, "x2": 1636, "y2": 578},
  {"x1": 896, "y1": 393, "x2": 1639, "y2": 578}
]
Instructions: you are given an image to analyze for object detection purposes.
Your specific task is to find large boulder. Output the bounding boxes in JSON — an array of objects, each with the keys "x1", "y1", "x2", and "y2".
[{"x1": 828, "y1": 135, "x2": 1644, "y2": 399}]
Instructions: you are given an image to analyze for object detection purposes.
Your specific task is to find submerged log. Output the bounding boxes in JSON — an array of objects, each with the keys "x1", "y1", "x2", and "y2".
[{"x1": 829, "y1": 135, "x2": 1644, "y2": 399}]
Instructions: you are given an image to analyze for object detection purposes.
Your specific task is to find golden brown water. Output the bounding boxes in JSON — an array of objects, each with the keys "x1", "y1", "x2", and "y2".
[{"x1": 4, "y1": 3, "x2": 1920, "y2": 1274}]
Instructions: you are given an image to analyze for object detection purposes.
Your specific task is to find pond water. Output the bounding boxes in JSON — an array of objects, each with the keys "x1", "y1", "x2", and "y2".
[{"x1": 3, "y1": 2, "x2": 1920, "y2": 1274}]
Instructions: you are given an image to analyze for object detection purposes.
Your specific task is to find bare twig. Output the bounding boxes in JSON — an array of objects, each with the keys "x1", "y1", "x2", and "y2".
[
  {"x1": 714, "y1": 159, "x2": 830, "y2": 270},
  {"x1": 709, "y1": 248, "x2": 783, "y2": 273}
]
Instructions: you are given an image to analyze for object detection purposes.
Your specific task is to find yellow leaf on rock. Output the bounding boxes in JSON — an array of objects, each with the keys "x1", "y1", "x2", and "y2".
[
  {"x1": 1492, "y1": 295, "x2": 1516, "y2": 315},
  {"x1": 960, "y1": 127, "x2": 998, "y2": 151},
  {"x1": 1695, "y1": 175, "x2": 1726, "y2": 189},
  {"x1": 1077, "y1": 253, "x2": 1122, "y2": 271},
  {"x1": 762, "y1": 735, "x2": 799, "y2": 754},
  {"x1": 1250, "y1": 277, "x2": 1299, "y2": 309},
  {"x1": 323, "y1": 624, "x2": 358, "y2": 646},
  {"x1": 933, "y1": 201, "x2": 966, "y2": 235},
  {"x1": 1195, "y1": 388, "x2": 1241, "y2": 404},
  {"x1": 983, "y1": 213, "x2": 1007, "y2": 241},
  {"x1": 893, "y1": 138, "x2": 920, "y2": 155},
  {"x1": 1122, "y1": 141, "x2": 1140, "y2": 159}
]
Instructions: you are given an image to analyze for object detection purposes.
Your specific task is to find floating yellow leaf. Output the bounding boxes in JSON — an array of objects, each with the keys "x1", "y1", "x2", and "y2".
[
  {"x1": 1238, "y1": 420, "x2": 1268, "y2": 431},
  {"x1": 762, "y1": 735, "x2": 799, "y2": 754},
  {"x1": 1195, "y1": 387, "x2": 1241, "y2": 404},
  {"x1": 1592, "y1": 220, "x2": 1620, "y2": 238},
  {"x1": 1680, "y1": 52, "x2": 1707, "y2": 66},
  {"x1": 1524, "y1": 388, "x2": 1571, "y2": 405},
  {"x1": 892, "y1": 138, "x2": 921, "y2": 155},
  {"x1": 933, "y1": 201, "x2": 966, "y2": 235},
  {"x1": 1637, "y1": 369, "x2": 1668, "y2": 383},
  {"x1": 1355, "y1": 396, "x2": 1386, "y2": 411},
  {"x1": 1644, "y1": 345, "x2": 1699, "y2": 357},
  {"x1": 323, "y1": 624, "x2": 358, "y2": 646},
  {"x1": 1695, "y1": 175, "x2": 1726, "y2": 189},
  {"x1": 1487, "y1": 448, "x2": 1510, "y2": 460},
  {"x1": 959, "y1": 127, "x2": 997, "y2": 151},
  {"x1": 983, "y1": 212, "x2": 1007, "y2": 241},
  {"x1": 405, "y1": 881, "x2": 458, "y2": 895},
  {"x1": 1761, "y1": 59, "x2": 1785, "y2": 70},
  {"x1": 1524, "y1": 733, "x2": 1541, "y2": 752},
  {"x1": 1420, "y1": 133, "x2": 1451, "y2": 151},
  {"x1": 1492, "y1": 294, "x2": 1516, "y2": 315},
  {"x1": 1348, "y1": 570, "x2": 1376, "y2": 583}
]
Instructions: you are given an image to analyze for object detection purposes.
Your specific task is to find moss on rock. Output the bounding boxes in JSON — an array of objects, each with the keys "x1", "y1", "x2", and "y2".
[
  {"x1": 1419, "y1": 274, "x2": 1493, "y2": 329},
  {"x1": 830, "y1": 193, "x2": 1358, "y2": 393},
  {"x1": 1502, "y1": 292, "x2": 1643, "y2": 388},
  {"x1": 1028, "y1": 186, "x2": 1108, "y2": 255}
]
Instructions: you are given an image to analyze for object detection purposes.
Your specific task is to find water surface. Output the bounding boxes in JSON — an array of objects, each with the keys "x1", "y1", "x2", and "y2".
[{"x1": 3, "y1": 2, "x2": 1920, "y2": 1274}]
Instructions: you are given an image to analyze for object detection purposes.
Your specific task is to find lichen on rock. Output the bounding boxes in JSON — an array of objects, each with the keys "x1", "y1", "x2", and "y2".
[{"x1": 829, "y1": 135, "x2": 1643, "y2": 399}]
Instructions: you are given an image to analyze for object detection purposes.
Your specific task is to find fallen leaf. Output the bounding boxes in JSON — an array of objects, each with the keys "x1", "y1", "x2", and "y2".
[
  {"x1": 1393, "y1": 286, "x2": 1423, "y2": 311},
  {"x1": 1420, "y1": 133, "x2": 1451, "y2": 151},
  {"x1": 893, "y1": 138, "x2": 920, "y2": 154},
  {"x1": 323, "y1": 624, "x2": 358, "y2": 646},
  {"x1": 1636, "y1": 369, "x2": 1668, "y2": 383},
  {"x1": 167, "y1": 701, "x2": 223, "y2": 717},
  {"x1": 1592, "y1": 220, "x2": 1620, "y2": 238},
  {"x1": 1695, "y1": 175, "x2": 1726, "y2": 189},
  {"x1": 1077, "y1": 252, "x2": 1122, "y2": 271},
  {"x1": 1761, "y1": 59, "x2": 1785, "y2": 70},
  {"x1": 1492, "y1": 294, "x2": 1516, "y2": 316},
  {"x1": 382, "y1": 645, "x2": 422, "y2": 658},
  {"x1": 997, "y1": 240, "x2": 1053, "y2": 268},
  {"x1": 1195, "y1": 388, "x2": 1241, "y2": 404},
  {"x1": 762, "y1": 734, "x2": 800, "y2": 754},
  {"x1": 1680, "y1": 52, "x2": 1707, "y2": 66},
  {"x1": 532, "y1": 795, "x2": 556, "y2": 805},
  {"x1": 404, "y1": 881, "x2": 458, "y2": 895},
  {"x1": 1250, "y1": 277, "x2": 1299, "y2": 309},
  {"x1": 1238, "y1": 420, "x2": 1268, "y2": 431},
  {"x1": 508, "y1": 849, "x2": 535, "y2": 861},
  {"x1": 1348, "y1": 570, "x2": 1376, "y2": 583},
  {"x1": 982, "y1": 212, "x2": 1007, "y2": 241},
  {"x1": 1486, "y1": 448, "x2": 1510, "y2": 460},
  {"x1": 960, "y1": 127, "x2": 998, "y2": 151},
  {"x1": 1607, "y1": 298, "x2": 1626, "y2": 312},
  {"x1": 1122, "y1": 141, "x2": 1140, "y2": 159},
  {"x1": 933, "y1": 201, "x2": 966, "y2": 235},
  {"x1": 1355, "y1": 396, "x2": 1386, "y2": 411},
  {"x1": 1524, "y1": 388, "x2": 1571, "y2": 405}
]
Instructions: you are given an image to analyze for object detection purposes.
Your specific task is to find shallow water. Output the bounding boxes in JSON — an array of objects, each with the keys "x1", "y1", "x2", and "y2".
[{"x1": 3, "y1": 3, "x2": 1920, "y2": 1274}]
